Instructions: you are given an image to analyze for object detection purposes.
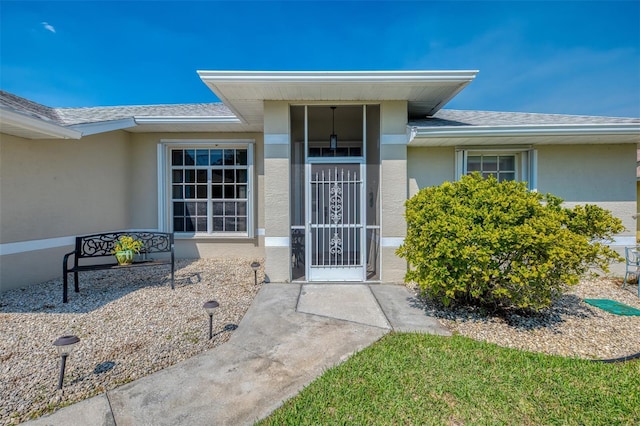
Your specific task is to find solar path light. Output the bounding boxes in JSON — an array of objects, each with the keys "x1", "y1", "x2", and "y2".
[
  {"x1": 202, "y1": 300, "x2": 219, "y2": 340},
  {"x1": 53, "y1": 334, "x2": 80, "y2": 390},
  {"x1": 250, "y1": 261, "x2": 260, "y2": 286}
]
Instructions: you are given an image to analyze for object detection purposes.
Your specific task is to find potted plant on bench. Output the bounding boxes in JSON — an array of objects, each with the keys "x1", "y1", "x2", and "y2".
[{"x1": 112, "y1": 235, "x2": 144, "y2": 265}]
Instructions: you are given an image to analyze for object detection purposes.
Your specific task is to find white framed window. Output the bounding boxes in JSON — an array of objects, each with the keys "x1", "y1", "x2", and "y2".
[
  {"x1": 158, "y1": 141, "x2": 254, "y2": 237},
  {"x1": 455, "y1": 147, "x2": 537, "y2": 190}
]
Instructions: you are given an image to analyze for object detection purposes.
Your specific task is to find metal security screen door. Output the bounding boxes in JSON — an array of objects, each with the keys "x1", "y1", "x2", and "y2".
[{"x1": 307, "y1": 161, "x2": 365, "y2": 281}]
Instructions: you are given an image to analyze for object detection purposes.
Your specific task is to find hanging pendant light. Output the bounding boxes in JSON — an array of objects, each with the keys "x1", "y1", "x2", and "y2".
[{"x1": 329, "y1": 106, "x2": 338, "y2": 150}]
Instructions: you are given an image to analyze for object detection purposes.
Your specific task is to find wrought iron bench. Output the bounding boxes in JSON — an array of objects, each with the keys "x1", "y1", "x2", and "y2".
[{"x1": 62, "y1": 231, "x2": 174, "y2": 303}]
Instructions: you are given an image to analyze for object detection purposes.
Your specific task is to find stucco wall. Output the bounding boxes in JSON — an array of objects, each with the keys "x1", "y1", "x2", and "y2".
[
  {"x1": 537, "y1": 144, "x2": 636, "y2": 236},
  {"x1": 379, "y1": 101, "x2": 408, "y2": 282},
  {"x1": 0, "y1": 132, "x2": 132, "y2": 242},
  {"x1": 537, "y1": 144, "x2": 635, "y2": 202},
  {"x1": 263, "y1": 101, "x2": 291, "y2": 282},
  {"x1": 407, "y1": 146, "x2": 456, "y2": 197},
  {"x1": 406, "y1": 143, "x2": 637, "y2": 240},
  {"x1": 0, "y1": 130, "x2": 267, "y2": 292},
  {"x1": 0, "y1": 131, "x2": 132, "y2": 290}
]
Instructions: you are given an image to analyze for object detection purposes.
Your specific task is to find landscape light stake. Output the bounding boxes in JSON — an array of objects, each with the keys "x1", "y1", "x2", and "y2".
[
  {"x1": 52, "y1": 335, "x2": 80, "y2": 390},
  {"x1": 203, "y1": 300, "x2": 219, "y2": 339},
  {"x1": 251, "y1": 261, "x2": 260, "y2": 286}
]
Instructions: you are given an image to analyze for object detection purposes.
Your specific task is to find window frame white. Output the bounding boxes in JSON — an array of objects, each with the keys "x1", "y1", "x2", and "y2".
[
  {"x1": 158, "y1": 139, "x2": 255, "y2": 239},
  {"x1": 455, "y1": 146, "x2": 537, "y2": 191}
]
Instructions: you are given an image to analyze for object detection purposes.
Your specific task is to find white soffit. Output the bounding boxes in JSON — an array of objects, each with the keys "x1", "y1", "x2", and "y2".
[
  {"x1": 197, "y1": 70, "x2": 479, "y2": 125},
  {"x1": 0, "y1": 108, "x2": 81, "y2": 139}
]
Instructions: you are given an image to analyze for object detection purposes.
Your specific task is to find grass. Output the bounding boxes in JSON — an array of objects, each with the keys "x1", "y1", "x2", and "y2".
[{"x1": 258, "y1": 333, "x2": 640, "y2": 426}]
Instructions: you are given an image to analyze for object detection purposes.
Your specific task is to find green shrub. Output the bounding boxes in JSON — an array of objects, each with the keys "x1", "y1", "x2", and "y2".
[{"x1": 397, "y1": 174, "x2": 624, "y2": 312}]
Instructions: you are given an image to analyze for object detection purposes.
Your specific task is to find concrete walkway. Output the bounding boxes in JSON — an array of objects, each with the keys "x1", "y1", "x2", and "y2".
[{"x1": 25, "y1": 283, "x2": 450, "y2": 426}]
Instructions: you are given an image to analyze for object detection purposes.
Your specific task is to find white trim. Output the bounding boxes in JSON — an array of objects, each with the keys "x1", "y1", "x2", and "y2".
[
  {"x1": 529, "y1": 149, "x2": 538, "y2": 191},
  {"x1": 197, "y1": 70, "x2": 479, "y2": 83},
  {"x1": 380, "y1": 134, "x2": 408, "y2": 145},
  {"x1": 158, "y1": 140, "x2": 255, "y2": 238},
  {"x1": 0, "y1": 228, "x2": 161, "y2": 256},
  {"x1": 69, "y1": 118, "x2": 136, "y2": 136},
  {"x1": 0, "y1": 108, "x2": 82, "y2": 139},
  {"x1": 265, "y1": 237, "x2": 290, "y2": 247},
  {"x1": 135, "y1": 116, "x2": 241, "y2": 125},
  {"x1": 0, "y1": 236, "x2": 74, "y2": 255},
  {"x1": 157, "y1": 144, "x2": 167, "y2": 231},
  {"x1": 411, "y1": 123, "x2": 640, "y2": 139},
  {"x1": 455, "y1": 147, "x2": 537, "y2": 191},
  {"x1": 264, "y1": 134, "x2": 289, "y2": 145},
  {"x1": 381, "y1": 237, "x2": 404, "y2": 248},
  {"x1": 160, "y1": 138, "x2": 255, "y2": 145},
  {"x1": 257, "y1": 228, "x2": 265, "y2": 236},
  {"x1": 611, "y1": 236, "x2": 637, "y2": 246}
]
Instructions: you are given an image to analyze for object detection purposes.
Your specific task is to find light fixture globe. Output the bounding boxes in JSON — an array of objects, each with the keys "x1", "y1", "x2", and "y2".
[
  {"x1": 53, "y1": 334, "x2": 80, "y2": 389},
  {"x1": 329, "y1": 106, "x2": 338, "y2": 150},
  {"x1": 53, "y1": 335, "x2": 80, "y2": 356},
  {"x1": 250, "y1": 261, "x2": 260, "y2": 285},
  {"x1": 202, "y1": 300, "x2": 219, "y2": 316},
  {"x1": 203, "y1": 300, "x2": 219, "y2": 340}
]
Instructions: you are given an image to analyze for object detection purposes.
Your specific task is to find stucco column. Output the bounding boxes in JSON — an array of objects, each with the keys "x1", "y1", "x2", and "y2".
[
  {"x1": 263, "y1": 101, "x2": 291, "y2": 282},
  {"x1": 380, "y1": 101, "x2": 408, "y2": 283}
]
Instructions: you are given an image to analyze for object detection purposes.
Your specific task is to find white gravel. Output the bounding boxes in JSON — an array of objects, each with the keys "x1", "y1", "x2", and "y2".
[
  {"x1": 410, "y1": 277, "x2": 640, "y2": 361},
  {"x1": 2, "y1": 260, "x2": 639, "y2": 425},
  {"x1": 0, "y1": 258, "x2": 263, "y2": 426}
]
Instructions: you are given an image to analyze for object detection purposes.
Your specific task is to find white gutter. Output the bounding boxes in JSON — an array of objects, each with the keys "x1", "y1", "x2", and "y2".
[
  {"x1": 0, "y1": 108, "x2": 82, "y2": 139},
  {"x1": 197, "y1": 70, "x2": 479, "y2": 83},
  {"x1": 134, "y1": 116, "x2": 241, "y2": 124},
  {"x1": 69, "y1": 117, "x2": 137, "y2": 136},
  {"x1": 410, "y1": 123, "x2": 640, "y2": 141}
]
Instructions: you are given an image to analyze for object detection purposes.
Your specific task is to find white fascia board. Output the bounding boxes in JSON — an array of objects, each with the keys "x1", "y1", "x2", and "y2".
[
  {"x1": 410, "y1": 123, "x2": 640, "y2": 140},
  {"x1": 197, "y1": 70, "x2": 479, "y2": 84},
  {"x1": 69, "y1": 117, "x2": 137, "y2": 136},
  {"x1": 0, "y1": 108, "x2": 82, "y2": 139},
  {"x1": 134, "y1": 116, "x2": 241, "y2": 125}
]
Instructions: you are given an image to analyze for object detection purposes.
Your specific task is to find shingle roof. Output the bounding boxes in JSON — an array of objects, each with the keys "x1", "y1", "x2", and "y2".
[
  {"x1": 0, "y1": 90, "x2": 62, "y2": 123},
  {"x1": 0, "y1": 91, "x2": 234, "y2": 126},
  {"x1": 410, "y1": 109, "x2": 640, "y2": 127},
  {"x1": 55, "y1": 103, "x2": 235, "y2": 125},
  {"x1": 3, "y1": 90, "x2": 638, "y2": 130}
]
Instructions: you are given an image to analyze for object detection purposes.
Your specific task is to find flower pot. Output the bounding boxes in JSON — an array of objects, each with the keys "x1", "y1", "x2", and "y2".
[{"x1": 115, "y1": 250, "x2": 134, "y2": 265}]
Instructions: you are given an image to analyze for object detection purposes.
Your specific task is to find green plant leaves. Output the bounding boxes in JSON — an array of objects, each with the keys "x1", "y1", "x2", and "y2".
[{"x1": 397, "y1": 173, "x2": 625, "y2": 313}]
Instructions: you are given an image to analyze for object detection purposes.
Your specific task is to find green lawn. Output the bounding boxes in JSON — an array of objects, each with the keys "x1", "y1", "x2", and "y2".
[{"x1": 258, "y1": 333, "x2": 640, "y2": 425}]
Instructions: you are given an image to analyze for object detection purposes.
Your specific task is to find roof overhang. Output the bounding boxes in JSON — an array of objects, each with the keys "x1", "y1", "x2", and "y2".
[
  {"x1": 0, "y1": 107, "x2": 81, "y2": 139},
  {"x1": 130, "y1": 115, "x2": 252, "y2": 133},
  {"x1": 409, "y1": 123, "x2": 640, "y2": 146},
  {"x1": 69, "y1": 117, "x2": 137, "y2": 136},
  {"x1": 197, "y1": 70, "x2": 479, "y2": 127}
]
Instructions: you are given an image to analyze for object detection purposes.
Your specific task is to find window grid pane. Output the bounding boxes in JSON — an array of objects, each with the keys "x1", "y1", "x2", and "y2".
[
  {"x1": 171, "y1": 148, "x2": 249, "y2": 235},
  {"x1": 467, "y1": 154, "x2": 516, "y2": 182}
]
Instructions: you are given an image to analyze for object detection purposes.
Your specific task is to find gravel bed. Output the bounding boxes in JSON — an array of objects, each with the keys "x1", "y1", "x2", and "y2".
[
  {"x1": 0, "y1": 258, "x2": 263, "y2": 426},
  {"x1": 2, "y1": 260, "x2": 639, "y2": 425},
  {"x1": 410, "y1": 277, "x2": 640, "y2": 361}
]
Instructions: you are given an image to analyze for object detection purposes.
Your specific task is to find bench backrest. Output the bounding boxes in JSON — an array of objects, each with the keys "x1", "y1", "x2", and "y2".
[{"x1": 75, "y1": 232, "x2": 174, "y2": 259}]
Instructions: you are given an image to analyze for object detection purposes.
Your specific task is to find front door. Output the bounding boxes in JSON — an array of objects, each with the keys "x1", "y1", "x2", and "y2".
[{"x1": 307, "y1": 161, "x2": 365, "y2": 281}]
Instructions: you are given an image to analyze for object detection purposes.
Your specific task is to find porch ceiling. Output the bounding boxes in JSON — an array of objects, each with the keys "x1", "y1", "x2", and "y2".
[{"x1": 197, "y1": 70, "x2": 478, "y2": 127}]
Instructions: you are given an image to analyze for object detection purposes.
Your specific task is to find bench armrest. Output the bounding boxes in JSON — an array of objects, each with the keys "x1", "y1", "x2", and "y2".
[{"x1": 63, "y1": 250, "x2": 77, "y2": 274}]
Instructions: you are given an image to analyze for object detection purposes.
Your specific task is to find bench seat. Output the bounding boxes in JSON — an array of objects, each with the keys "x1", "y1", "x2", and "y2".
[{"x1": 63, "y1": 231, "x2": 174, "y2": 303}]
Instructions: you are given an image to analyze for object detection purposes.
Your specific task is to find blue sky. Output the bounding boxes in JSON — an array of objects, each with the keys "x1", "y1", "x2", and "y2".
[{"x1": 1, "y1": 1, "x2": 639, "y2": 117}]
